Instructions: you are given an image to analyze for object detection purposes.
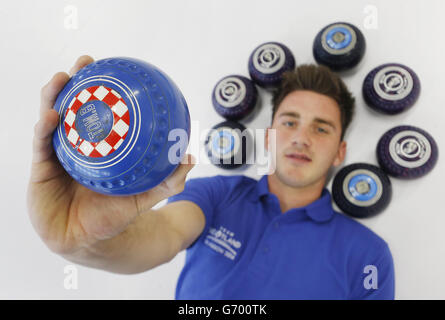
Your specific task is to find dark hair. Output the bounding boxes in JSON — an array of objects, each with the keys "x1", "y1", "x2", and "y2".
[{"x1": 271, "y1": 64, "x2": 355, "y2": 141}]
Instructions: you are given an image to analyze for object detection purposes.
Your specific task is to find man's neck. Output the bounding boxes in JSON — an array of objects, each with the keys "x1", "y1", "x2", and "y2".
[{"x1": 267, "y1": 174, "x2": 325, "y2": 213}]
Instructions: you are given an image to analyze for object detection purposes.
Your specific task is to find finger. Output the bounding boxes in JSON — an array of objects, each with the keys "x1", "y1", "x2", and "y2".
[
  {"x1": 132, "y1": 154, "x2": 196, "y2": 214},
  {"x1": 180, "y1": 152, "x2": 196, "y2": 165},
  {"x1": 166, "y1": 154, "x2": 196, "y2": 182},
  {"x1": 68, "y1": 55, "x2": 94, "y2": 77},
  {"x1": 40, "y1": 72, "x2": 70, "y2": 118},
  {"x1": 40, "y1": 55, "x2": 94, "y2": 116},
  {"x1": 30, "y1": 108, "x2": 66, "y2": 183},
  {"x1": 32, "y1": 109, "x2": 60, "y2": 164}
]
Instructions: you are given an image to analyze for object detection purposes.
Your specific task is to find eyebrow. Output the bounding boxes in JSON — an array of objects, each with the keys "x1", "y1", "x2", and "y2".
[{"x1": 278, "y1": 111, "x2": 337, "y2": 131}]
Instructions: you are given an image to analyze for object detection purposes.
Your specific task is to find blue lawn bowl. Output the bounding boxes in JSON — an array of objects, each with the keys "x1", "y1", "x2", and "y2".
[{"x1": 52, "y1": 57, "x2": 191, "y2": 196}]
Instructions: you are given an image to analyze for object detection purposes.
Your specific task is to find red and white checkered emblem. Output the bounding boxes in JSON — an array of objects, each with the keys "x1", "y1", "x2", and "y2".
[{"x1": 64, "y1": 85, "x2": 130, "y2": 157}]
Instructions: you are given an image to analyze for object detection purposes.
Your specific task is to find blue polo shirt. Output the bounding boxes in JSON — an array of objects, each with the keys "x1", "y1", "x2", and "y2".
[{"x1": 167, "y1": 174, "x2": 395, "y2": 300}]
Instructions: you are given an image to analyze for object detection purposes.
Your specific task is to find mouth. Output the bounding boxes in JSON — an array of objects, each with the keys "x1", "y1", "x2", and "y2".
[{"x1": 285, "y1": 153, "x2": 312, "y2": 164}]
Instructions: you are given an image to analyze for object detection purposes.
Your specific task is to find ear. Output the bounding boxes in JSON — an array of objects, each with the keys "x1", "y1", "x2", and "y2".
[{"x1": 333, "y1": 140, "x2": 347, "y2": 167}]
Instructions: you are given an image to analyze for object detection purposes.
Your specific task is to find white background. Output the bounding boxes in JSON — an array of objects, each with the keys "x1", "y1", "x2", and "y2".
[{"x1": 0, "y1": 0, "x2": 444, "y2": 299}]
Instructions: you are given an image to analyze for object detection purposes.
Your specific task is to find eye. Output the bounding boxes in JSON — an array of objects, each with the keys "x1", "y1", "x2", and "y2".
[
  {"x1": 316, "y1": 127, "x2": 329, "y2": 134},
  {"x1": 283, "y1": 121, "x2": 295, "y2": 127}
]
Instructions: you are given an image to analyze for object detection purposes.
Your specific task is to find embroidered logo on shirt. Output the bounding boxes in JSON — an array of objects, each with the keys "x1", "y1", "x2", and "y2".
[{"x1": 204, "y1": 226, "x2": 242, "y2": 260}]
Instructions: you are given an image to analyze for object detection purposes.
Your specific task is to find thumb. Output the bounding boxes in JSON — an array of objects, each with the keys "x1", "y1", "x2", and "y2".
[
  {"x1": 168, "y1": 153, "x2": 196, "y2": 183},
  {"x1": 160, "y1": 153, "x2": 196, "y2": 195},
  {"x1": 132, "y1": 154, "x2": 196, "y2": 214}
]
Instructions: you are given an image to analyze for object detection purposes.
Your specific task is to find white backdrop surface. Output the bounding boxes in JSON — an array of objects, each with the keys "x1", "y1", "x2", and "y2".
[{"x1": 0, "y1": 0, "x2": 443, "y2": 299}]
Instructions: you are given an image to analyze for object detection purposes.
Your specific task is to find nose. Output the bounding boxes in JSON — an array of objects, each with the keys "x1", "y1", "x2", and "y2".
[{"x1": 291, "y1": 125, "x2": 311, "y2": 149}]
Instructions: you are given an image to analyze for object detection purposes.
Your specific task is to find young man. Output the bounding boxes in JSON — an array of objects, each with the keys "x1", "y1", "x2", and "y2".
[{"x1": 28, "y1": 55, "x2": 394, "y2": 300}]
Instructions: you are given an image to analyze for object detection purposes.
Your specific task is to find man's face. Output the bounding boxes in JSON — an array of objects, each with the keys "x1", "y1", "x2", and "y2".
[{"x1": 266, "y1": 90, "x2": 347, "y2": 188}]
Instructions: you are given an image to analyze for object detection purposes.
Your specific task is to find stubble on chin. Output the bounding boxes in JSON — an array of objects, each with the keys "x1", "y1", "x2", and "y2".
[{"x1": 274, "y1": 163, "x2": 307, "y2": 188}]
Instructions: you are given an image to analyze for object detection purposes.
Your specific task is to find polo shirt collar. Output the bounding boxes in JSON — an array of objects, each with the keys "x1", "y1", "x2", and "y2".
[{"x1": 251, "y1": 175, "x2": 335, "y2": 223}]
